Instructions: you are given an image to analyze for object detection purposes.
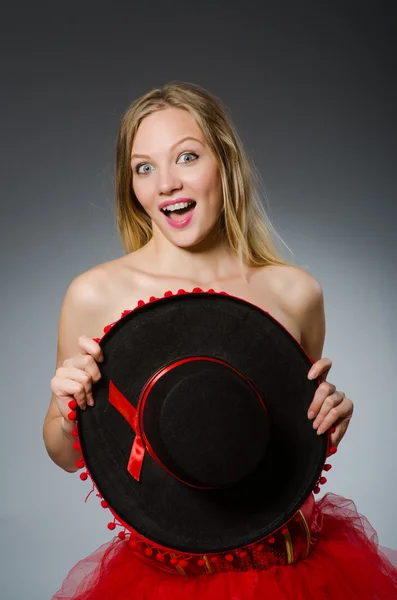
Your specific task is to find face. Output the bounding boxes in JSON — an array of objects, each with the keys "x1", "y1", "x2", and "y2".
[{"x1": 130, "y1": 107, "x2": 223, "y2": 248}]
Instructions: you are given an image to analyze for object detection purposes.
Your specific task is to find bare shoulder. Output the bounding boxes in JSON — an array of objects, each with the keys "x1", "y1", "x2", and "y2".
[
  {"x1": 267, "y1": 265, "x2": 323, "y2": 309},
  {"x1": 58, "y1": 258, "x2": 126, "y2": 354},
  {"x1": 62, "y1": 260, "x2": 115, "y2": 317},
  {"x1": 262, "y1": 265, "x2": 325, "y2": 359}
]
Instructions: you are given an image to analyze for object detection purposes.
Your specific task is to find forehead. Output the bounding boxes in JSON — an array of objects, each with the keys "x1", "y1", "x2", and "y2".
[{"x1": 131, "y1": 107, "x2": 205, "y2": 155}]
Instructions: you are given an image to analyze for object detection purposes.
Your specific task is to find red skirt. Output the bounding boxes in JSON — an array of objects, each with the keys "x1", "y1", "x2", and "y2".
[{"x1": 52, "y1": 493, "x2": 397, "y2": 599}]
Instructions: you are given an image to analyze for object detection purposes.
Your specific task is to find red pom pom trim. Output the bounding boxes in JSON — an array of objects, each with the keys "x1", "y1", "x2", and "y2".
[
  {"x1": 225, "y1": 554, "x2": 234, "y2": 562},
  {"x1": 103, "y1": 321, "x2": 117, "y2": 334},
  {"x1": 68, "y1": 399, "x2": 77, "y2": 410}
]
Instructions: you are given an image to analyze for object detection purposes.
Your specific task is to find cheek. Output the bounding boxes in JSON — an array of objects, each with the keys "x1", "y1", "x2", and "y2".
[
  {"x1": 132, "y1": 179, "x2": 153, "y2": 212},
  {"x1": 207, "y1": 170, "x2": 223, "y2": 207},
  {"x1": 189, "y1": 164, "x2": 222, "y2": 198}
]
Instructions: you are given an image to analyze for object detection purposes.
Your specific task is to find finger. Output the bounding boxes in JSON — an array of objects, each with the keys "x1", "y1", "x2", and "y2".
[
  {"x1": 56, "y1": 366, "x2": 94, "y2": 406},
  {"x1": 316, "y1": 395, "x2": 351, "y2": 435},
  {"x1": 326, "y1": 418, "x2": 350, "y2": 453},
  {"x1": 328, "y1": 420, "x2": 347, "y2": 447},
  {"x1": 63, "y1": 354, "x2": 102, "y2": 384},
  {"x1": 313, "y1": 391, "x2": 345, "y2": 430},
  {"x1": 307, "y1": 357, "x2": 332, "y2": 380},
  {"x1": 52, "y1": 377, "x2": 88, "y2": 411},
  {"x1": 78, "y1": 335, "x2": 104, "y2": 363},
  {"x1": 307, "y1": 381, "x2": 336, "y2": 419}
]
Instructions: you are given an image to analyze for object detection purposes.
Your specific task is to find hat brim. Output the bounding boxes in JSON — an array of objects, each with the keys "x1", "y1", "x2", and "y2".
[{"x1": 78, "y1": 292, "x2": 327, "y2": 553}]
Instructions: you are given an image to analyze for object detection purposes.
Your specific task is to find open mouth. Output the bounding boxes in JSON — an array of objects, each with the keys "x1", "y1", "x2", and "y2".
[{"x1": 161, "y1": 200, "x2": 197, "y2": 223}]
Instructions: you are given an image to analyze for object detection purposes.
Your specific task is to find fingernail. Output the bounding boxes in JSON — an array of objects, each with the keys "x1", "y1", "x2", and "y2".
[
  {"x1": 308, "y1": 370, "x2": 316, "y2": 380},
  {"x1": 313, "y1": 419, "x2": 320, "y2": 429},
  {"x1": 308, "y1": 411, "x2": 315, "y2": 419}
]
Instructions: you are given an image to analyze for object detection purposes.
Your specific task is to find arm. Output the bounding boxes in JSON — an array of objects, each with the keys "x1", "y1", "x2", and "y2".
[
  {"x1": 296, "y1": 276, "x2": 326, "y2": 363},
  {"x1": 43, "y1": 271, "x2": 105, "y2": 472},
  {"x1": 285, "y1": 268, "x2": 354, "y2": 446}
]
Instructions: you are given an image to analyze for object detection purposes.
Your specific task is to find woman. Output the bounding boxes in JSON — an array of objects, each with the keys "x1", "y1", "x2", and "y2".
[{"x1": 43, "y1": 82, "x2": 396, "y2": 598}]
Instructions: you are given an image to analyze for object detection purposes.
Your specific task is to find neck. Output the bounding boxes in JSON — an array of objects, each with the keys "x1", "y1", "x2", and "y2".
[{"x1": 144, "y1": 227, "x2": 246, "y2": 286}]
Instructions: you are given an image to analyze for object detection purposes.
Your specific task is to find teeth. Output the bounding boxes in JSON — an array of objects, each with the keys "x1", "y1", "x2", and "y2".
[{"x1": 162, "y1": 201, "x2": 194, "y2": 212}]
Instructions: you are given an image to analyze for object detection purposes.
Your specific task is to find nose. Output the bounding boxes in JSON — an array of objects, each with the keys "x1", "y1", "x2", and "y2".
[{"x1": 157, "y1": 166, "x2": 183, "y2": 196}]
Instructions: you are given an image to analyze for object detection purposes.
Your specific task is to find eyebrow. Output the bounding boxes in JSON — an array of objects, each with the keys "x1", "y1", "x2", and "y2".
[{"x1": 131, "y1": 136, "x2": 204, "y2": 160}]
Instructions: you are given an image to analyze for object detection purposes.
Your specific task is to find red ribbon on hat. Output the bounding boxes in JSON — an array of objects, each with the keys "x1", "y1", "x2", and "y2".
[{"x1": 108, "y1": 380, "x2": 145, "y2": 481}]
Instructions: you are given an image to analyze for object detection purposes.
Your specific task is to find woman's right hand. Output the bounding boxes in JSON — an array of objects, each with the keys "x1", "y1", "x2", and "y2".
[{"x1": 50, "y1": 335, "x2": 104, "y2": 431}]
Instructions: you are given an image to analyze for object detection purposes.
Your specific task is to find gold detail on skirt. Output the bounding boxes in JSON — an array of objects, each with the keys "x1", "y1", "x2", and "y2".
[
  {"x1": 203, "y1": 554, "x2": 213, "y2": 574},
  {"x1": 170, "y1": 553, "x2": 187, "y2": 576},
  {"x1": 298, "y1": 509, "x2": 311, "y2": 558},
  {"x1": 284, "y1": 527, "x2": 294, "y2": 564}
]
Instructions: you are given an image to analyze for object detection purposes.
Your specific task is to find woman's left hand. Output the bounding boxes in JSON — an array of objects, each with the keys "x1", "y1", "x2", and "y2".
[{"x1": 307, "y1": 357, "x2": 354, "y2": 451}]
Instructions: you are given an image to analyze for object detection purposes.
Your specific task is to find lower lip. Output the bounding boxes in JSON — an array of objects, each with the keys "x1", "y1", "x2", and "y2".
[{"x1": 162, "y1": 207, "x2": 195, "y2": 229}]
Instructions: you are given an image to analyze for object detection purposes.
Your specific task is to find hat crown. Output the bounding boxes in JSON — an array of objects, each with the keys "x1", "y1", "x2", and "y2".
[{"x1": 149, "y1": 362, "x2": 269, "y2": 488}]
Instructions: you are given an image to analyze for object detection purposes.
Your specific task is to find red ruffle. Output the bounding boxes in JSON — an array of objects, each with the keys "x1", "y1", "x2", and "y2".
[{"x1": 52, "y1": 493, "x2": 397, "y2": 599}]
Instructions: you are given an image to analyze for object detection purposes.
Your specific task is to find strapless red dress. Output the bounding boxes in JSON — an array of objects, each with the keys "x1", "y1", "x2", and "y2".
[{"x1": 52, "y1": 491, "x2": 397, "y2": 599}]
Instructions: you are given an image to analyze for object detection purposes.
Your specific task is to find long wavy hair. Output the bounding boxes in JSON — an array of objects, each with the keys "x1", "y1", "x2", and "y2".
[{"x1": 116, "y1": 81, "x2": 295, "y2": 268}]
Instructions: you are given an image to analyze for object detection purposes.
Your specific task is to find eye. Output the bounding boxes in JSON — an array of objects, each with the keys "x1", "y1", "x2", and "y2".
[
  {"x1": 177, "y1": 152, "x2": 199, "y2": 164},
  {"x1": 135, "y1": 163, "x2": 153, "y2": 175},
  {"x1": 134, "y1": 152, "x2": 198, "y2": 175}
]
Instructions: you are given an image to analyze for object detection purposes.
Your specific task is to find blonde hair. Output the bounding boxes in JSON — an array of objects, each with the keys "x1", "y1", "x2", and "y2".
[{"x1": 116, "y1": 81, "x2": 296, "y2": 269}]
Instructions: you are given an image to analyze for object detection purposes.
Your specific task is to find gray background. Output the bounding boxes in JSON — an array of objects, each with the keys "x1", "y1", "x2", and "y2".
[{"x1": 1, "y1": 2, "x2": 396, "y2": 598}]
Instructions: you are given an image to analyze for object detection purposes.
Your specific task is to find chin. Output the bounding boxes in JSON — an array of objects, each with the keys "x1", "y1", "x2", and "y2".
[
  {"x1": 169, "y1": 233, "x2": 207, "y2": 250},
  {"x1": 173, "y1": 228, "x2": 220, "y2": 251}
]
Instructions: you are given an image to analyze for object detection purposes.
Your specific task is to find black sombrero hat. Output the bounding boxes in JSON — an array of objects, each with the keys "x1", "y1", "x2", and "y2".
[{"x1": 73, "y1": 289, "x2": 334, "y2": 559}]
